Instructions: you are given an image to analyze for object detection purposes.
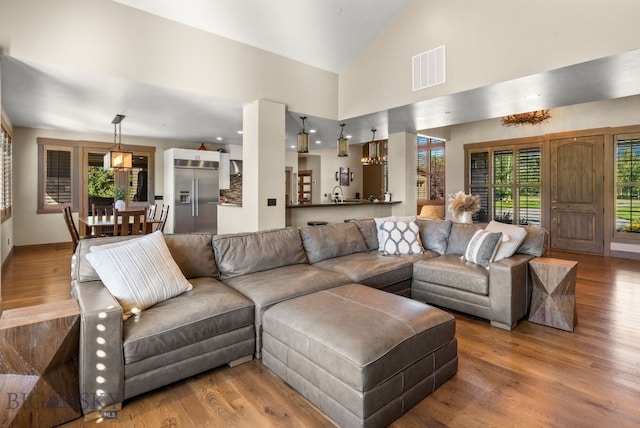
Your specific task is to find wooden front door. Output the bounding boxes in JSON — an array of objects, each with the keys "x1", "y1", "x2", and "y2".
[{"x1": 550, "y1": 135, "x2": 604, "y2": 253}]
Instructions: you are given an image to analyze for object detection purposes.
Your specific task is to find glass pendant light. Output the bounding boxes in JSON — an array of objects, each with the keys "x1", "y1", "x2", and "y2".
[
  {"x1": 368, "y1": 129, "x2": 379, "y2": 164},
  {"x1": 104, "y1": 114, "x2": 133, "y2": 170},
  {"x1": 297, "y1": 116, "x2": 309, "y2": 153},
  {"x1": 337, "y1": 123, "x2": 348, "y2": 157}
]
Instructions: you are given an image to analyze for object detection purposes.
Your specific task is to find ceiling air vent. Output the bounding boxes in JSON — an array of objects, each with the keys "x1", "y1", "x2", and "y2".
[{"x1": 412, "y1": 45, "x2": 446, "y2": 91}]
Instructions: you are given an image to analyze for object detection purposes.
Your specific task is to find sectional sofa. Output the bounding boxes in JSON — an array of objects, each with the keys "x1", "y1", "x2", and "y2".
[{"x1": 71, "y1": 217, "x2": 547, "y2": 423}]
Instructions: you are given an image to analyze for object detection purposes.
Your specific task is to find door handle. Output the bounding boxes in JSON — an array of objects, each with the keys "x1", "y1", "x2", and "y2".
[
  {"x1": 195, "y1": 179, "x2": 199, "y2": 216},
  {"x1": 191, "y1": 179, "x2": 195, "y2": 217}
]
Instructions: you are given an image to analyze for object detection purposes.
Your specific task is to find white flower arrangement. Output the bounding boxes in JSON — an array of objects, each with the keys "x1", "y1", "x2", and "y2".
[{"x1": 447, "y1": 191, "x2": 480, "y2": 217}]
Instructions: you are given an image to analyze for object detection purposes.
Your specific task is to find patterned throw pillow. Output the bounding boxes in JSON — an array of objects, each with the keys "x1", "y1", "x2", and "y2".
[
  {"x1": 380, "y1": 220, "x2": 423, "y2": 255},
  {"x1": 463, "y1": 230, "x2": 503, "y2": 268},
  {"x1": 86, "y1": 231, "x2": 193, "y2": 320},
  {"x1": 374, "y1": 215, "x2": 417, "y2": 251}
]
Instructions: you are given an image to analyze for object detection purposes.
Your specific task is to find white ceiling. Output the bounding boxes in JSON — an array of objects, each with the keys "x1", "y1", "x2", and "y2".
[{"x1": 2, "y1": 1, "x2": 640, "y2": 151}]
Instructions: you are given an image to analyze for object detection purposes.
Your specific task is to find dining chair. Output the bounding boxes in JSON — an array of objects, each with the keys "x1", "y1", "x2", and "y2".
[
  {"x1": 113, "y1": 209, "x2": 148, "y2": 236},
  {"x1": 156, "y1": 204, "x2": 170, "y2": 232},
  {"x1": 62, "y1": 205, "x2": 93, "y2": 252},
  {"x1": 91, "y1": 203, "x2": 115, "y2": 236},
  {"x1": 147, "y1": 204, "x2": 157, "y2": 220}
]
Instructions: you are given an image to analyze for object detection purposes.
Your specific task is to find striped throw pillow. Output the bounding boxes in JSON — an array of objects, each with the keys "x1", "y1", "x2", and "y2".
[
  {"x1": 86, "y1": 231, "x2": 193, "y2": 320},
  {"x1": 463, "y1": 230, "x2": 503, "y2": 268}
]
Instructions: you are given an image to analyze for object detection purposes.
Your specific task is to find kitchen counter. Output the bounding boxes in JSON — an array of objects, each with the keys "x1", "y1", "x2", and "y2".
[
  {"x1": 286, "y1": 200, "x2": 402, "y2": 227},
  {"x1": 288, "y1": 200, "x2": 400, "y2": 208}
]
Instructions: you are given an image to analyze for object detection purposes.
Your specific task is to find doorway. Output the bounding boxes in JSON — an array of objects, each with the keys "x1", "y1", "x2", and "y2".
[{"x1": 550, "y1": 135, "x2": 604, "y2": 253}]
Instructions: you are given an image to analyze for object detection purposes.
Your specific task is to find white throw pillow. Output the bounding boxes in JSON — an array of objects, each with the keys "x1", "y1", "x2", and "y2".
[
  {"x1": 485, "y1": 220, "x2": 528, "y2": 261},
  {"x1": 380, "y1": 220, "x2": 423, "y2": 255},
  {"x1": 463, "y1": 230, "x2": 503, "y2": 268},
  {"x1": 374, "y1": 215, "x2": 417, "y2": 252},
  {"x1": 86, "y1": 231, "x2": 193, "y2": 320}
]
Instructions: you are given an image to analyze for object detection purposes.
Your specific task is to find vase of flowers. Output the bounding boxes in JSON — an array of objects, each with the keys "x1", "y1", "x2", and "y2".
[
  {"x1": 113, "y1": 186, "x2": 127, "y2": 211},
  {"x1": 447, "y1": 191, "x2": 480, "y2": 223}
]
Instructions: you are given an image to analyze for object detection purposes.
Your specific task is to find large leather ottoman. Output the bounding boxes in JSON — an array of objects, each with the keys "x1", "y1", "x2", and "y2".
[{"x1": 262, "y1": 283, "x2": 457, "y2": 428}]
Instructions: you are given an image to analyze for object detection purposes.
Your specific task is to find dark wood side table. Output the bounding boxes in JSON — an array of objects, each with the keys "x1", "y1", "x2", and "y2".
[
  {"x1": 528, "y1": 257, "x2": 578, "y2": 331},
  {"x1": 0, "y1": 299, "x2": 81, "y2": 427}
]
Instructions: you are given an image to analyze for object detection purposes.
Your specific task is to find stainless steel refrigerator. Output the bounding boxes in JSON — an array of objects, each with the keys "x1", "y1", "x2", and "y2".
[{"x1": 173, "y1": 159, "x2": 219, "y2": 233}]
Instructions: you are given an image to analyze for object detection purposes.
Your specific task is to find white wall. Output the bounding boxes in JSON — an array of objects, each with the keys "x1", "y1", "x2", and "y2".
[
  {"x1": 340, "y1": 0, "x2": 640, "y2": 119},
  {"x1": 0, "y1": 0, "x2": 338, "y2": 121}
]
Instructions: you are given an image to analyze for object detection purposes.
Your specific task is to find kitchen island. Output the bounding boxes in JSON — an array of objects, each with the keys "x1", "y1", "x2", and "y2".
[{"x1": 286, "y1": 200, "x2": 401, "y2": 227}]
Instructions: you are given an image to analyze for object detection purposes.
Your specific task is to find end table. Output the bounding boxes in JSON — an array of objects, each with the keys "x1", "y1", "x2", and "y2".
[
  {"x1": 528, "y1": 257, "x2": 578, "y2": 331},
  {"x1": 0, "y1": 299, "x2": 81, "y2": 427}
]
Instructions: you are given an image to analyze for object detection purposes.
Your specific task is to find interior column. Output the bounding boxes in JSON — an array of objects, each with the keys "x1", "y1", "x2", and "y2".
[
  {"x1": 241, "y1": 99, "x2": 286, "y2": 231},
  {"x1": 387, "y1": 131, "x2": 417, "y2": 217}
]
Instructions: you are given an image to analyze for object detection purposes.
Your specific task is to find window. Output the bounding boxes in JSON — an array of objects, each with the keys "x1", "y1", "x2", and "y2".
[
  {"x1": 467, "y1": 144, "x2": 541, "y2": 225},
  {"x1": 417, "y1": 136, "x2": 445, "y2": 203},
  {"x1": 615, "y1": 136, "x2": 640, "y2": 234},
  {"x1": 38, "y1": 138, "x2": 154, "y2": 214},
  {"x1": 0, "y1": 125, "x2": 12, "y2": 221},
  {"x1": 39, "y1": 144, "x2": 75, "y2": 212}
]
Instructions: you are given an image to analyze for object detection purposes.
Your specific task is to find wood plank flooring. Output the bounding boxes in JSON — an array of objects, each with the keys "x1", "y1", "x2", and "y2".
[{"x1": 2, "y1": 245, "x2": 640, "y2": 427}]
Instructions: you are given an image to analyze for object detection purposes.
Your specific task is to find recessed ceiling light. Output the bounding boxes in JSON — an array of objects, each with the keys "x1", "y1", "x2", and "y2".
[
  {"x1": 216, "y1": 137, "x2": 223, "y2": 141},
  {"x1": 290, "y1": 145, "x2": 295, "y2": 149},
  {"x1": 237, "y1": 130, "x2": 243, "y2": 135},
  {"x1": 525, "y1": 93, "x2": 541, "y2": 99},
  {"x1": 346, "y1": 135, "x2": 352, "y2": 139},
  {"x1": 315, "y1": 140, "x2": 321, "y2": 144},
  {"x1": 309, "y1": 129, "x2": 317, "y2": 133}
]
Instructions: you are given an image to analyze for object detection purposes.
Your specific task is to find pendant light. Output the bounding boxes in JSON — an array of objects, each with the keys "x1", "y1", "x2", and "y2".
[
  {"x1": 104, "y1": 114, "x2": 132, "y2": 170},
  {"x1": 361, "y1": 128, "x2": 380, "y2": 165},
  {"x1": 297, "y1": 116, "x2": 309, "y2": 153},
  {"x1": 337, "y1": 123, "x2": 348, "y2": 157}
]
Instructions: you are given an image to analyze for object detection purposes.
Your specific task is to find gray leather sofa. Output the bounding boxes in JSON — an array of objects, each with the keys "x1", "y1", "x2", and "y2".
[{"x1": 71, "y1": 218, "x2": 547, "y2": 416}]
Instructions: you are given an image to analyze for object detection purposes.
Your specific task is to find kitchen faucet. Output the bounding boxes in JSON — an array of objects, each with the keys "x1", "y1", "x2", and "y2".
[{"x1": 332, "y1": 186, "x2": 344, "y2": 203}]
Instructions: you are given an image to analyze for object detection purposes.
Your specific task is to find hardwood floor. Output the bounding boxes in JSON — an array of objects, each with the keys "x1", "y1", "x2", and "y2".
[{"x1": 2, "y1": 245, "x2": 640, "y2": 427}]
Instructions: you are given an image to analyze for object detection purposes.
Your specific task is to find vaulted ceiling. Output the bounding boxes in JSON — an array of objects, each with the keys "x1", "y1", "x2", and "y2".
[{"x1": 2, "y1": 1, "x2": 640, "y2": 150}]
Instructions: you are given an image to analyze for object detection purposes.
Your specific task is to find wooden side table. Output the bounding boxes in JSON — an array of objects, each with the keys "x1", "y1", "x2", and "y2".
[
  {"x1": 0, "y1": 299, "x2": 81, "y2": 427},
  {"x1": 528, "y1": 257, "x2": 578, "y2": 331}
]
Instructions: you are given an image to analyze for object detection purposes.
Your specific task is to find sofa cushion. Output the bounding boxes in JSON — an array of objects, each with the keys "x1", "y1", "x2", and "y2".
[
  {"x1": 413, "y1": 255, "x2": 490, "y2": 295},
  {"x1": 348, "y1": 218, "x2": 378, "y2": 251},
  {"x1": 463, "y1": 230, "x2": 503, "y2": 268},
  {"x1": 222, "y1": 264, "x2": 352, "y2": 355},
  {"x1": 380, "y1": 220, "x2": 423, "y2": 255},
  {"x1": 213, "y1": 227, "x2": 307, "y2": 279},
  {"x1": 86, "y1": 231, "x2": 193, "y2": 320},
  {"x1": 517, "y1": 225, "x2": 549, "y2": 257},
  {"x1": 300, "y1": 222, "x2": 368, "y2": 264},
  {"x1": 163, "y1": 233, "x2": 217, "y2": 279},
  {"x1": 122, "y1": 277, "x2": 254, "y2": 366},
  {"x1": 313, "y1": 252, "x2": 415, "y2": 290},
  {"x1": 416, "y1": 218, "x2": 452, "y2": 255},
  {"x1": 484, "y1": 221, "x2": 527, "y2": 261},
  {"x1": 445, "y1": 223, "x2": 485, "y2": 255}
]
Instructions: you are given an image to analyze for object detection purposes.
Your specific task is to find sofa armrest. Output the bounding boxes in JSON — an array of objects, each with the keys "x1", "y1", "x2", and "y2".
[
  {"x1": 74, "y1": 280, "x2": 125, "y2": 414},
  {"x1": 488, "y1": 254, "x2": 533, "y2": 330}
]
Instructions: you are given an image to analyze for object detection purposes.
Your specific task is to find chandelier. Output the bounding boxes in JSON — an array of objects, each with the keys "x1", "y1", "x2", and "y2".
[
  {"x1": 501, "y1": 110, "x2": 551, "y2": 127},
  {"x1": 104, "y1": 114, "x2": 133, "y2": 170},
  {"x1": 361, "y1": 129, "x2": 386, "y2": 165}
]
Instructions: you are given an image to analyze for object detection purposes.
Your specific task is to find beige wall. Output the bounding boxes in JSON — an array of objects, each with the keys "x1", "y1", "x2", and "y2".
[
  {"x1": 442, "y1": 94, "x2": 640, "y2": 255},
  {"x1": 340, "y1": 0, "x2": 640, "y2": 119},
  {"x1": 11, "y1": 126, "x2": 212, "y2": 246},
  {"x1": 0, "y1": 0, "x2": 338, "y2": 120}
]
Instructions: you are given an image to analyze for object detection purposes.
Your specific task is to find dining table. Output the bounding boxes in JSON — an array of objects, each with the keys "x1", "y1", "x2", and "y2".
[{"x1": 79, "y1": 214, "x2": 162, "y2": 237}]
